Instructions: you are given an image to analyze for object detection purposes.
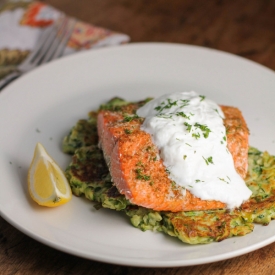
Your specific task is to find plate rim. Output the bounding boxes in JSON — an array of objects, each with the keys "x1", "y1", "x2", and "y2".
[{"x1": 1, "y1": 42, "x2": 275, "y2": 267}]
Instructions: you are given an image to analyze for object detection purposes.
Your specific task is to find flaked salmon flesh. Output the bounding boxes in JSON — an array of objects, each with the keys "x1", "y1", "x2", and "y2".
[{"x1": 97, "y1": 104, "x2": 249, "y2": 212}]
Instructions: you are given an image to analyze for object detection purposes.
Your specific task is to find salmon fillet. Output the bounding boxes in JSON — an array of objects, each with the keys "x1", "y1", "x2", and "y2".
[{"x1": 97, "y1": 104, "x2": 249, "y2": 212}]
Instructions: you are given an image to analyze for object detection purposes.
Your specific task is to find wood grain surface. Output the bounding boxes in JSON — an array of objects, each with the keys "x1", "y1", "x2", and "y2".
[{"x1": 1, "y1": 1, "x2": 275, "y2": 274}]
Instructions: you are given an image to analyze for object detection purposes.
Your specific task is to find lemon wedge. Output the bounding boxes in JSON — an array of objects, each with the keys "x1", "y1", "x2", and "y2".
[{"x1": 28, "y1": 143, "x2": 72, "y2": 207}]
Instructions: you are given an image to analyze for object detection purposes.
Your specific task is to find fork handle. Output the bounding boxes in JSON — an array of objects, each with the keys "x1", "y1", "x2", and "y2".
[{"x1": 0, "y1": 71, "x2": 21, "y2": 91}]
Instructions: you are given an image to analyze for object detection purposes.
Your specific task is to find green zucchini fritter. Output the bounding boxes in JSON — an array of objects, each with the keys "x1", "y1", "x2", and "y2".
[
  {"x1": 240, "y1": 147, "x2": 275, "y2": 225},
  {"x1": 62, "y1": 98, "x2": 275, "y2": 244},
  {"x1": 65, "y1": 145, "x2": 130, "y2": 211},
  {"x1": 62, "y1": 113, "x2": 98, "y2": 154}
]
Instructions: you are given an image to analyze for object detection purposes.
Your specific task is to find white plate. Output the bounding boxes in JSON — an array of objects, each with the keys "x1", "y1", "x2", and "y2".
[{"x1": 1, "y1": 43, "x2": 275, "y2": 267}]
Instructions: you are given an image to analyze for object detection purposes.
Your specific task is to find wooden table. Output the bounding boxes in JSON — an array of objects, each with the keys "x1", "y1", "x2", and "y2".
[{"x1": 1, "y1": 1, "x2": 275, "y2": 274}]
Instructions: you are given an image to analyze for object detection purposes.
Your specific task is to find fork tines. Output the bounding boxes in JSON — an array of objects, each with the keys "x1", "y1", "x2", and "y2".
[
  {"x1": 23, "y1": 16, "x2": 76, "y2": 70},
  {"x1": 0, "y1": 16, "x2": 77, "y2": 90}
]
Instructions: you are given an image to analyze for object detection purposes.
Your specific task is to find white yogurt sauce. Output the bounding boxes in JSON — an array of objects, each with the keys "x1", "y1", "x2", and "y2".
[{"x1": 136, "y1": 91, "x2": 252, "y2": 209}]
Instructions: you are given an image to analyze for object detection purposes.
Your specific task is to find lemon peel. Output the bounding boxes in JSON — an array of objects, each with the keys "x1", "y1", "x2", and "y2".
[{"x1": 28, "y1": 143, "x2": 72, "y2": 207}]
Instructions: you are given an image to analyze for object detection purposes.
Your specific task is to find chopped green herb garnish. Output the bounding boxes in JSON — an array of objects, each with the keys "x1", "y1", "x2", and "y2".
[
  {"x1": 218, "y1": 177, "x2": 230, "y2": 184},
  {"x1": 154, "y1": 105, "x2": 162, "y2": 110},
  {"x1": 194, "y1": 123, "x2": 211, "y2": 138},
  {"x1": 179, "y1": 99, "x2": 190, "y2": 108},
  {"x1": 135, "y1": 168, "x2": 151, "y2": 181},
  {"x1": 199, "y1": 95, "x2": 205, "y2": 101},
  {"x1": 157, "y1": 113, "x2": 173, "y2": 119},
  {"x1": 202, "y1": 156, "x2": 214, "y2": 165},
  {"x1": 192, "y1": 132, "x2": 200, "y2": 139},
  {"x1": 183, "y1": 155, "x2": 187, "y2": 160},
  {"x1": 202, "y1": 156, "x2": 209, "y2": 165},
  {"x1": 214, "y1": 108, "x2": 223, "y2": 118},
  {"x1": 207, "y1": 156, "x2": 214, "y2": 164},
  {"x1": 184, "y1": 122, "x2": 192, "y2": 132},
  {"x1": 124, "y1": 129, "x2": 132, "y2": 134},
  {"x1": 123, "y1": 114, "x2": 139, "y2": 122},
  {"x1": 176, "y1": 111, "x2": 190, "y2": 119},
  {"x1": 185, "y1": 143, "x2": 192, "y2": 147},
  {"x1": 154, "y1": 98, "x2": 178, "y2": 113}
]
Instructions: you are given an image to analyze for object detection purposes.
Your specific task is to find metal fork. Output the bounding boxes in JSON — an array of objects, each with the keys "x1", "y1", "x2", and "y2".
[{"x1": 0, "y1": 16, "x2": 76, "y2": 90}]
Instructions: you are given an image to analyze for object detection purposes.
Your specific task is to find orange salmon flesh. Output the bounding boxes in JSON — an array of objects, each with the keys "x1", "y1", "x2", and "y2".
[{"x1": 97, "y1": 104, "x2": 249, "y2": 212}]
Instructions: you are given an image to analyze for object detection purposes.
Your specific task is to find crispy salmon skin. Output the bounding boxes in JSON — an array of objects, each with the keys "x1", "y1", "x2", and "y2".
[{"x1": 97, "y1": 102, "x2": 249, "y2": 212}]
